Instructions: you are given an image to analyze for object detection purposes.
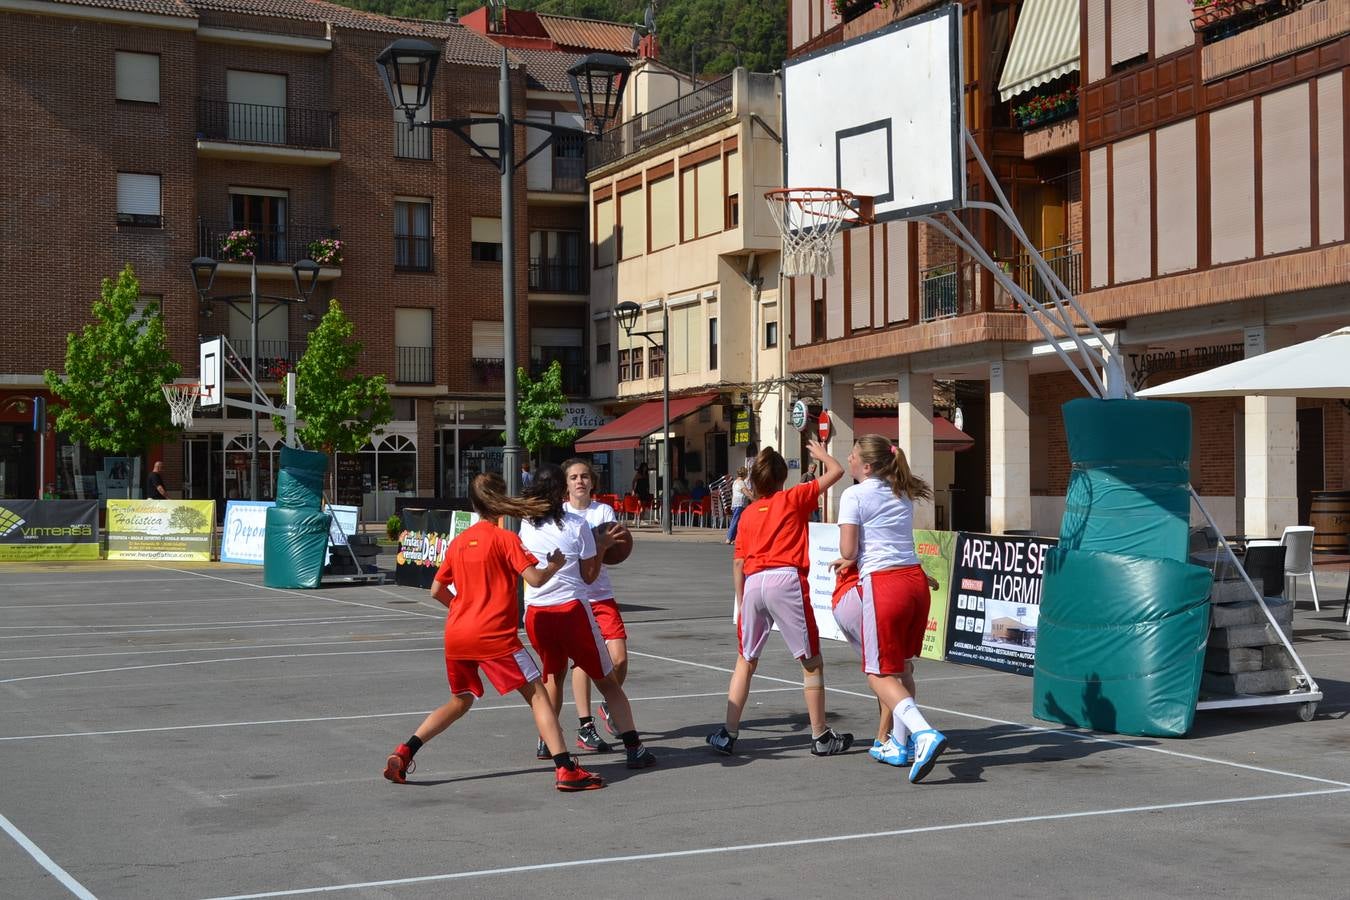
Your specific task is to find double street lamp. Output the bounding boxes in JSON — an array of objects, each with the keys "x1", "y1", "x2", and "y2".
[
  {"x1": 376, "y1": 39, "x2": 631, "y2": 495},
  {"x1": 614, "y1": 300, "x2": 670, "y2": 534},
  {"x1": 189, "y1": 254, "x2": 321, "y2": 501}
]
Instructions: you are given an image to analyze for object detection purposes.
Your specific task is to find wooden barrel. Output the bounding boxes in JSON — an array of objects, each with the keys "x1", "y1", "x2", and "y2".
[{"x1": 1308, "y1": 490, "x2": 1350, "y2": 553}]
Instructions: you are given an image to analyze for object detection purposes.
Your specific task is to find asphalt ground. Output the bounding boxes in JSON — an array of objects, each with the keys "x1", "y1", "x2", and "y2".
[{"x1": 1, "y1": 535, "x2": 1348, "y2": 899}]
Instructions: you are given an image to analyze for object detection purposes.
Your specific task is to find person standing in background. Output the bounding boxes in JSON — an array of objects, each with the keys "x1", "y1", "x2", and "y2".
[
  {"x1": 145, "y1": 461, "x2": 168, "y2": 499},
  {"x1": 724, "y1": 467, "x2": 752, "y2": 544}
]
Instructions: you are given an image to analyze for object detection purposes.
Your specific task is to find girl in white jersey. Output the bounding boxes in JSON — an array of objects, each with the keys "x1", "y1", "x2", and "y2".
[
  {"x1": 830, "y1": 434, "x2": 947, "y2": 784},
  {"x1": 519, "y1": 464, "x2": 656, "y2": 771},
  {"x1": 563, "y1": 457, "x2": 630, "y2": 752}
]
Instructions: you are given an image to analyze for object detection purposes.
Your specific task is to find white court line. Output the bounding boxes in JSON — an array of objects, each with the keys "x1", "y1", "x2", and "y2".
[
  {"x1": 148, "y1": 566, "x2": 441, "y2": 621},
  {"x1": 0, "y1": 576, "x2": 201, "y2": 588},
  {"x1": 0, "y1": 811, "x2": 98, "y2": 899},
  {"x1": 629, "y1": 649, "x2": 1350, "y2": 789},
  {"x1": 0, "y1": 597, "x2": 290, "y2": 610},
  {"x1": 0, "y1": 635, "x2": 437, "y2": 663},
  {"x1": 200, "y1": 787, "x2": 1350, "y2": 899},
  {"x1": 0, "y1": 688, "x2": 796, "y2": 742},
  {"x1": 0, "y1": 612, "x2": 404, "y2": 630},
  {"x1": 0, "y1": 646, "x2": 442, "y2": 685},
  {"x1": 0, "y1": 617, "x2": 417, "y2": 642}
]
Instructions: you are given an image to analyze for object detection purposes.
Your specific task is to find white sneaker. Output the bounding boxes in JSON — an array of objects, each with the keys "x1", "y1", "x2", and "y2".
[
  {"x1": 873, "y1": 735, "x2": 910, "y2": 767},
  {"x1": 908, "y1": 729, "x2": 948, "y2": 784}
]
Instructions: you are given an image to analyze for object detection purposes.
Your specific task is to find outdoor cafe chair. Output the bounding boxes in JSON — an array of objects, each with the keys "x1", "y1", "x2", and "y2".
[{"x1": 1279, "y1": 525, "x2": 1320, "y2": 611}]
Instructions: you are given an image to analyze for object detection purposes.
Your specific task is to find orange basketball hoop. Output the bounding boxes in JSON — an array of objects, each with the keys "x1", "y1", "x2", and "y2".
[{"x1": 765, "y1": 188, "x2": 873, "y2": 278}]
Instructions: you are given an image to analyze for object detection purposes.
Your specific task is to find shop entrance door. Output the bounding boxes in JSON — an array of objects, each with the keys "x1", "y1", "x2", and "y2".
[
  {"x1": 0, "y1": 424, "x2": 36, "y2": 499},
  {"x1": 705, "y1": 431, "x2": 729, "y2": 484},
  {"x1": 1296, "y1": 407, "x2": 1324, "y2": 526}
]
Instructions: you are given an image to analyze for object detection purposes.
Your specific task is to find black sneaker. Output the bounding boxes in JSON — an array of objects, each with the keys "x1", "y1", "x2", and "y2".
[
  {"x1": 810, "y1": 728, "x2": 854, "y2": 756},
  {"x1": 536, "y1": 738, "x2": 550, "y2": 760},
  {"x1": 597, "y1": 702, "x2": 617, "y2": 736},
  {"x1": 625, "y1": 745, "x2": 657, "y2": 769},
  {"x1": 706, "y1": 726, "x2": 736, "y2": 755},
  {"x1": 576, "y1": 722, "x2": 614, "y2": 753}
]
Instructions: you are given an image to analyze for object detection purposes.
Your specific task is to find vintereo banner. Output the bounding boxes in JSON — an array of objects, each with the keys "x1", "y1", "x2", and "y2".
[{"x1": 0, "y1": 500, "x2": 100, "y2": 560}]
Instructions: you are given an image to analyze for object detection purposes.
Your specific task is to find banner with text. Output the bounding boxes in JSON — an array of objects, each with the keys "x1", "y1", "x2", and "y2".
[
  {"x1": 107, "y1": 500, "x2": 216, "y2": 561},
  {"x1": 395, "y1": 508, "x2": 478, "y2": 588},
  {"x1": 914, "y1": 529, "x2": 957, "y2": 661},
  {"x1": 944, "y1": 532, "x2": 1057, "y2": 675},
  {"x1": 0, "y1": 500, "x2": 100, "y2": 561},
  {"x1": 221, "y1": 500, "x2": 273, "y2": 565}
]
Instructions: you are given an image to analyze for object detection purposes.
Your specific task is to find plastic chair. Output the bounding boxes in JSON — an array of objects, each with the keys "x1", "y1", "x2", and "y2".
[
  {"x1": 1279, "y1": 525, "x2": 1320, "y2": 611},
  {"x1": 688, "y1": 494, "x2": 712, "y2": 527},
  {"x1": 672, "y1": 494, "x2": 693, "y2": 526},
  {"x1": 622, "y1": 494, "x2": 643, "y2": 526}
]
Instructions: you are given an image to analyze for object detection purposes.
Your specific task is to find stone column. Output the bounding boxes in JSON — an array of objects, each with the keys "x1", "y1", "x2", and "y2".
[
  {"x1": 1242, "y1": 325, "x2": 1298, "y2": 537},
  {"x1": 990, "y1": 359, "x2": 1032, "y2": 534},
  {"x1": 821, "y1": 374, "x2": 854, "y2": 522},
  {"x1": 898, "y1": 369, "x2": 936, "y2": 529}
]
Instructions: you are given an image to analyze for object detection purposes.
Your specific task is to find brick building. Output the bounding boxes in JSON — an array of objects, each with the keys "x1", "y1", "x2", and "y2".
[
  {"x1": 0, "y1": 0, "x2": 638, "y2": 515},
  {"x1": 784, "y1": 0, "x2": 1348, "y2": 538}
]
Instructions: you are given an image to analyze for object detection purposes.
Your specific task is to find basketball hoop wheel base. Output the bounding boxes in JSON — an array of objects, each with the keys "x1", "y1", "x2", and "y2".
[{"x1": 765, "y1": 188, "x2": 873, "y2": 278}]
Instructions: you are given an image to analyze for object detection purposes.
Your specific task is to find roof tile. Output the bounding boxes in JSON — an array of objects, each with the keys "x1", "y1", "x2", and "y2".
[{"x1": 537, "y1": 12, "x2": 637, "y2": 55}]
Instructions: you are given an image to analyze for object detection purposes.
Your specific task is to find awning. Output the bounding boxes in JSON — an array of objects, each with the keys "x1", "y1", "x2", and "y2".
[
  {"x1": 575, "y1": 394, "x2": 720, "y2": 453},
  {"x1": 997, "y1": 0, "x2": 1080, "y2": 102},
  {"x1": 855, "y1": 415, "x2": 976, "y2": 453}
]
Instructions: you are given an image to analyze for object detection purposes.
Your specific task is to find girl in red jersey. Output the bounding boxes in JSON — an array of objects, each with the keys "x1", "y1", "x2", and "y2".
[
  {"x1": 520, "y1": 464, "x2": 657, "y2": 771},
  {"x1": 830, "y1": 434, "x2": 947, "y2": 784},
  {"x1": 382, "y1": 473, "x2": 606, "y2": 792},
  {"x1": 706, "y1": 439, "x2": 851, "y2": 757}
]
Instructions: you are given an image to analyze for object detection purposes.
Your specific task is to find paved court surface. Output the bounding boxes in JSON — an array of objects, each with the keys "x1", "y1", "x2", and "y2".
[{"x1": 1, "y1": 537, "x2": 1348, "y2": 899}]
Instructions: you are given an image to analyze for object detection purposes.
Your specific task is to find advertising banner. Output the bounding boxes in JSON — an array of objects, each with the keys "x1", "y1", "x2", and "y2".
[
  {"x1": 395, "y1": 509, "x2": 477, "y2": 588},
  {"x1": 221, "y1": 500, "x2": 273, "y2": 565},
  {"x1": 944, "y1": 532, "x2": 1057, "y2": 675},
  {"x1": 107, "y1": 500, "x2": 215, "y2": 561},
  {"x1": 0, "y1": 500, "x2": 100, "y2": 560},
  {"x1": 802, "y1": 523, "x2": 848, "y2": 642},
  {"x1": 914, "y1": 529, "x2": 957, "y2": 661}
]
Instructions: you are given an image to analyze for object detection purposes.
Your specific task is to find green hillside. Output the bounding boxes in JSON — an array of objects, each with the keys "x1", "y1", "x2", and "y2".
[{"x1": 334, "y1": 1, "x2": 787, "y2": 77}]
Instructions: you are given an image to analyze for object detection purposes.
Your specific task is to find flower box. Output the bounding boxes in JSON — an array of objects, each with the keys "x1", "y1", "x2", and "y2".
[
  {"x1": 307, "y1": 237, "x2": 344, "y2": 267},
  {"x1": 1191, "y1": 0, "x2": 1280, "y2": 32},
  {"x1": 1013, "y1": 90, "x2": 1078, "y2": 131},
  {"x1": 220, "y1": 229, "x2": 257, "y2": 262}
]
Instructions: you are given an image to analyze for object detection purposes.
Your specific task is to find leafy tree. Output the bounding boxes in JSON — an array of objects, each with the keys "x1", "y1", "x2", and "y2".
[
  {"x1": 275, "y1": 299, "x2": 392, "y2": 491},
  {"x1": 44, "y1": 265, "x2": 182, "y2": 496},
  {"x1": 512, "y1": 359, "x2": 578, "y2": 464},
  {"x1": 169, "y1": 505, "x2": 209, "y2": 532}
]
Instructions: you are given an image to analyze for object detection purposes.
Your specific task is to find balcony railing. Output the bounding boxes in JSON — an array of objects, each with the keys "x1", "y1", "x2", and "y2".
[
  {"x1": 471, "y1": 357, "x2": 505, "y2": 390},
  {"x1": 198, "y1": 100, "x2": 338, "y2": 150},
  {"x1": 531, "y1": 347, "x2": 587, "y2": 395},
  {"x1": 226, "y1": 340, "x2": 306, "y2": 381},
  {"x1": 198, "y1": 220, "x2": 340, "y2": 266},
  {"x1": 528, "y1": 258, "x2": 586, "y2": 292},
  {"x1": 396, "y1": 346, "x2": 435, "y2": 384},
  {"x1": 1192, "y1": 0, "x2": 1315, "y2": 41},
  {"x1": 552, "y1": 134, "x2": 587, "y2": 192},
  {"x1": 395, "y1": 121, "x2": 432, "y2": 160},
  {"x1": 589, "y1": 75, "x2": 734, "y2": 170},
  {"x1": 920, "y1": 266, "x2": 960, "y2": 322},
  {"x1": 395, "y1": 235, "x2": 433, "y2": 271}
]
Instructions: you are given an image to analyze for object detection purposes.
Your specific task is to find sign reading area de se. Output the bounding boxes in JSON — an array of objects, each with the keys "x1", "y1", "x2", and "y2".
[
  {"x1": 944, "y1": 532, "x2": 1057, "y2": 675},
  {"x1": 107, "y1": 500, "x2": 215, "y2": 561},
  {"x1": 221, "y1": 500, "x2": 273, "y2": 564},
  {"x1": 0, "y1": 500, "x2": 100, "y2": 560}
]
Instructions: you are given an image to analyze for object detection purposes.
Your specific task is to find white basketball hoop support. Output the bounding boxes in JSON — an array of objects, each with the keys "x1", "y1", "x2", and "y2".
[{"x1": 213, "y1": 336, "x2": 300, "y2": 447}]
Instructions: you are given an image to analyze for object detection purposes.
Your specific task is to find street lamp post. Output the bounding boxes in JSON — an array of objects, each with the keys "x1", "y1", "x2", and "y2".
[
  {"x1": 614, "y1": 300, "x2": 670, "y2": 534},
  {"x1": 189, "y1": 254, "x2": 320, "y2": 500},
  {"x1": 376, "y1": 40, "x2": 630, "y2": 495}
]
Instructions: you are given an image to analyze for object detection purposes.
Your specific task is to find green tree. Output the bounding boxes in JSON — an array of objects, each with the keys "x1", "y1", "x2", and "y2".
[
  {"x1": 44, "y1": 266, "x2": 182, "y2": 497},
  {"x1": 276, "y1": 299, "x2": 392, "y2": 490},
  {"x1": 169, "y1": 505, "x2": 209, "y2": 532},
  {"x1": 512, "y1": 359, "x2": 578, "y2": 464}
]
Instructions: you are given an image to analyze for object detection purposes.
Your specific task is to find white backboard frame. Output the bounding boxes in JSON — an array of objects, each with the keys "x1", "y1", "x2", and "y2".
[
  {"x1": 199, "y1": 336, "x2": 223, "y2": 407},
  {"x1": 782, "y1": 3, "x2": 965, "y2": 223}
]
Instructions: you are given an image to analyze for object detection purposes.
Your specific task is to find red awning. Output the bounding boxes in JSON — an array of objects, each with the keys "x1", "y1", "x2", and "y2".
[
  {"x1": 854, "y1": 415, "x2": 976, "y2": 453},
  {"x1": 575, "y1": 394, "x2": 720, "y2": 453}
]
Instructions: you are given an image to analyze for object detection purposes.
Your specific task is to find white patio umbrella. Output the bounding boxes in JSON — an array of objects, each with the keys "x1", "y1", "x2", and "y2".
[{"x1": 1136, "y1": 326, "x2": 1350, "y2": 399}]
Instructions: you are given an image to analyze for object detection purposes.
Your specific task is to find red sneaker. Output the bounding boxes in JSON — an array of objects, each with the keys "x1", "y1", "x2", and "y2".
[
  {"x1": 555, "y1": 763, "x2": 606, "y2": 792},
  {"x1": 383, "y1": 744, "x2": 416, "y2": 784}
]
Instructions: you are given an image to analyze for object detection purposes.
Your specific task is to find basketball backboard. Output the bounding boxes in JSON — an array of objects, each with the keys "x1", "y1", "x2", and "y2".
[
  {"x1": 782, "y1": 4, "x2": 965, "y2": 223},
  {"x1": 199, "y1": 337, "x2": 223, "y2": 407}
]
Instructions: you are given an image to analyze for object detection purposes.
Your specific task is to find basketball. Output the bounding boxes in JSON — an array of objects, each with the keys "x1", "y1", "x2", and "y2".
[{"x1": 594, "y1": 521, "x2": 633, "y2": 566}]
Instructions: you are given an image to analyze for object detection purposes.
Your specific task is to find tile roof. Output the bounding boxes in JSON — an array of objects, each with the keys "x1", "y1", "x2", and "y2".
[
  {"x1": 38, "y1": 0, "x2": 195, "y2": 18},
  {"x1": 537, "y1": 12, "x2": 637, "y2": 55},
  {"x1": 508, "y1": 47, "x2": 587, "y2": 92}
]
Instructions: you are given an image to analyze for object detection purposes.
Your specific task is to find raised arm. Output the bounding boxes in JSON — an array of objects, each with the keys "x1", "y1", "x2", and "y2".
[{"x1": 806, "y1": 437, "x2": 844, "y2": 492}]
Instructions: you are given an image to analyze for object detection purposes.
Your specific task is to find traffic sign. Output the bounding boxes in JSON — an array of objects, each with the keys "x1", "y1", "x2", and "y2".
[{"x1": 817, "y1": 410, "x2": 831, "y2": 442}]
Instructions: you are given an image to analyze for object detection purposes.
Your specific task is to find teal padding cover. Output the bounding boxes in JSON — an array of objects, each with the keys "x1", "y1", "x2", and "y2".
[
  {"x1": 1033, "y1": 548, "x2": 1212, "y2": 737},
  {"x1": 276, "y1": 446, "x2": 328, "y2": 509},
  {"x1": 263, "y1": 506, "x2": 332, "y2": 589},
  {"x1": 1059, "y1": 398, "x2": 1193, "y2": 561}
]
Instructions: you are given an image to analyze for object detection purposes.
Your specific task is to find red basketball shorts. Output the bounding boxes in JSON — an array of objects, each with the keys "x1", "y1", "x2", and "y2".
[
  {"x1": 834, "y1": 564, "x2": 930, "y2": 675},
  {"x1": 525, "y1": 600, "x2": 614, "y2": 680},
  {"x1": 588, "y1": 598, "x2": 628, "y2": 642},
  {"x1": 445, "y1": 648, "x2": 542, "y2": 698}
]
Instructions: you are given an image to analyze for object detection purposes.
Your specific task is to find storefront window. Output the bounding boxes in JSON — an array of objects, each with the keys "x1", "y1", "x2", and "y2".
[
  {"x1": 51, "y1": 435, "x2": 142, "y2": 500},
  {"x1": 222, "y1": 434, "x2": 277, "y2": 501},
  {"x1": 360, "y1": 433, "x2": 419, "y2": 521}
]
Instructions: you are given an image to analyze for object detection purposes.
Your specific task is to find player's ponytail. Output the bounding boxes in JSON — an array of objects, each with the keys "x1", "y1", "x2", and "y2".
[
  {"x1": 853, "y1": 433, "x2": 932, "y2": 503},
  {"x1": 469, "y1": 473, "x2": 550, "y2": 521},
  {"x1": 749, "y1": 447, "x2": 788, "y2": 498}
]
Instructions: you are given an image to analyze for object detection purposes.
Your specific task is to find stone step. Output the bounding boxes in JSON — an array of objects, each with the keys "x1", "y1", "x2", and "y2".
[
  {"x1": 1202, "y1": 668, "x2": 1300, "y2": 697},
  {"x1": 1207, "y1": 618, "x2": 1293, "y2": 649},
  {"x1": 1210, "y1": 598, "x2": 1292, "y2": 629},
  {"x1": 1204, "y1": 646, "x2": 1263, "y2": 674}
]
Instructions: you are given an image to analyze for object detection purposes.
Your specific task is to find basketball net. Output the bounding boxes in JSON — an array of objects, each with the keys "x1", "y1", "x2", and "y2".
[
  {"x1": 765, "y1": 188, "x2": 868, "y2": 278},
  {"x1": 162, "y1": 383, "x2": 202, "y2": 428}
]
